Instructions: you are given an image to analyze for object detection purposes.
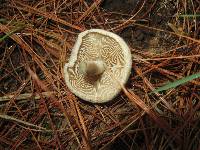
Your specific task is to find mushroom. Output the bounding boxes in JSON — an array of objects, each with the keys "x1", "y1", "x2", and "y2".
[{"x1": 64, "y1": 29, "x2": 132, "y2": 103}]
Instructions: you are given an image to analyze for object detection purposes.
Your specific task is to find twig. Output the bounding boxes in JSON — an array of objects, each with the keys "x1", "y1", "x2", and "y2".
[
  {"x1": 0, "y1": 91, "x2": 56, "y2": 102},
  {"x1": 0, "y1": 114, "x2": 47, "y2": 130}
]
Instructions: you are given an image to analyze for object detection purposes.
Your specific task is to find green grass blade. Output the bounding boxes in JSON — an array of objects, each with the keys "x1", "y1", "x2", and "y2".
[
  {"x1": 0, "y1": 18, "x2": 7, "y2": 23},
  {"x1": 0, "y1": 24, "x2": 25, "y2": 42},
  {"x1": 0, "y1": 29, "x2": 17, "y2": 42},
  {"x1": 178, "y1": 14, "x2": 200, "y2": 18},
  {"x1": 151, "y1": 72, "x2": 200, "y2": 93}
]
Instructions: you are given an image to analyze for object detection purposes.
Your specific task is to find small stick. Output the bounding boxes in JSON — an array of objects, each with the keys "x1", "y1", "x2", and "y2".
[{"x1": 0, "y1": 91, "x2": 55, "y2": 102}]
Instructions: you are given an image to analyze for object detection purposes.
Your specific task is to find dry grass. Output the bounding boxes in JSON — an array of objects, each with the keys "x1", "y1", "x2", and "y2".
[{"x1": 0, "y1": 0, "x2": 199, "y2": 149}]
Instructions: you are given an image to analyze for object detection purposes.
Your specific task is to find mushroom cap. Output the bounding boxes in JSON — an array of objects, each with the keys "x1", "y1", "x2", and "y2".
[{"x1": 64, "y1": 29, "x2": 132, "y2": 103}]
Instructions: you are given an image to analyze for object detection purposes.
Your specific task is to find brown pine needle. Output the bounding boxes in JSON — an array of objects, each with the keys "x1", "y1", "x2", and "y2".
[{"x1": 122, "y1": 86, "x2": 182, "y2": 144}]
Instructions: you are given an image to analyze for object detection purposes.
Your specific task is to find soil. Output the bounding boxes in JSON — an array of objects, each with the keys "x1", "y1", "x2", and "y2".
[
  {"x1": 101, "y1": 0, "x2": 181, "y2": 53},
  {"x1": 101, "y1": 0, "x2": 139, "y2": 14}
]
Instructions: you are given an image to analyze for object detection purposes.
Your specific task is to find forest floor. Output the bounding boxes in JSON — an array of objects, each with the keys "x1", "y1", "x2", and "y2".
[{"x1": 0, "y1": 0, "x2": 200, "y2": 149}]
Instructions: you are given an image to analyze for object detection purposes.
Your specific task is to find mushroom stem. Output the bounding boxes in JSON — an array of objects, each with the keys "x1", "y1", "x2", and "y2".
[{"x1": 79, "y1": 60, "x2": 106, "y2": 76}]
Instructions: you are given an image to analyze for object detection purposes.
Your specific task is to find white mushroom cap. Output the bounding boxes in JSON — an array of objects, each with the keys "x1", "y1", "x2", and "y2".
[{"x1": 64, "y1": 29, "x2": 132, "y2": 103}]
